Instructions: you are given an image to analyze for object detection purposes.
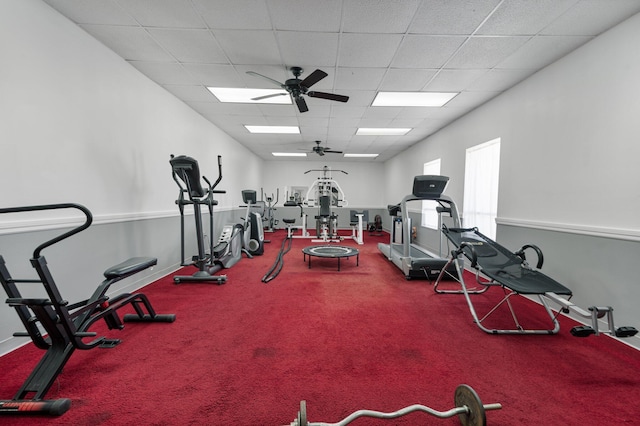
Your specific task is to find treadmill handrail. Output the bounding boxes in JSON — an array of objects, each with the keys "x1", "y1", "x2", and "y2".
[{"x1": 400, "y1": 193, "x2": 461, "y2": 258}]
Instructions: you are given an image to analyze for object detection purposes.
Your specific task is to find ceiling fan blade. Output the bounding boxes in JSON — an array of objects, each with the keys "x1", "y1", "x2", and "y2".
[
  {"x1": 307, "y1": 91, "x2": 349, "y2": 102},
  {"x1": 295, "y1": 96, "x2": 309, "y2": 113},
  {"x1": 246, "y1": 71, "x2": 284, "y2": 88},
  {"x1": 251, "y1": 92, "x2": 288, "y2": 101},
  {"x1": 324, "y1": 149, "x2": 343, "y2": 154},
  {"x1": 300, "y1": 69, "x2": 327, "y2": 88}
]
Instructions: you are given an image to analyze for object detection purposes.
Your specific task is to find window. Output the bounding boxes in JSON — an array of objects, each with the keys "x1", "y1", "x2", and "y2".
[
  {"x1": 421, "y1": 159, "x2": 441, "y2": 229},
  {"x1": 463, "y1": 138, "x2": 501, "y2": 239}
]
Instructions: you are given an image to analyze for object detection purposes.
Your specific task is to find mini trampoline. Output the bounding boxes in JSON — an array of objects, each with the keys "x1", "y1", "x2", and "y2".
[{"x1": 302, "y1": 245, "x2": 359, "y2": 271}]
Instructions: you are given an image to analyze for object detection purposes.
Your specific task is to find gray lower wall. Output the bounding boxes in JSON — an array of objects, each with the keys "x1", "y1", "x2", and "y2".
[
  {"x1": 496, "y1": 223, "x2": 640, "y2": 349},
  {"x1": 0, "y1": 209, "x2": 238, "y2": 356}
]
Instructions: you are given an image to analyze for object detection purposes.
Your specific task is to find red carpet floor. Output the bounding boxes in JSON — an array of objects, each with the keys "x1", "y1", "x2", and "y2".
[{"x1": 1, "y1": 230, "x2": 639, "y2": 425}]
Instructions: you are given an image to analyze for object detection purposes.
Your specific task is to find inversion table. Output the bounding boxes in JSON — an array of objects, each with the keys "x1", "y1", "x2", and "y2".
[{"x1": 433, "y1": 226, "x2": 637, "y2": 338}]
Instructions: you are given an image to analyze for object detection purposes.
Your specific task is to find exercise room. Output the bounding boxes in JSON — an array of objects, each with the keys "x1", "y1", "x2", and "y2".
[{"x1": 2, "y1": 1, "x2": 639, "y2": 424}]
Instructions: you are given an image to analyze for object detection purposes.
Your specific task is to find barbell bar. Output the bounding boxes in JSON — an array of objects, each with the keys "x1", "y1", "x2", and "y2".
[{"x1": 286, "y1": 384, "x2": 502, "y2": 426}]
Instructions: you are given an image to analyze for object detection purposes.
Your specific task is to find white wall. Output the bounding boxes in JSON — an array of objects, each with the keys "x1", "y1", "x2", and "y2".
[
  {"x1": 0, "y1": 0, "x2": 263, "y2": 354},
  {"x1": 0, "y1": 0, "x2": 262, "y2": 221},
  {"x1": 384, "y1": 12, "x2": 640, "y2": 346}
]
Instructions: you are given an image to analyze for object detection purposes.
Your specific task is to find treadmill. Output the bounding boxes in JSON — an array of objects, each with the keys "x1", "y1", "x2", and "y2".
[{"x1": 378, "y1": 175, "x2": 461, "y2": 280}]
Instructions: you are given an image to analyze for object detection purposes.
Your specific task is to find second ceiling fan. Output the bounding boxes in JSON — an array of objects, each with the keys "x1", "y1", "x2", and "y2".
[
  {"x1": 246, "y1": 67, "x2": 349, "y2": 113},
  {"x1": 306, "y1": 140, "x2": 343, "y2": 156}
]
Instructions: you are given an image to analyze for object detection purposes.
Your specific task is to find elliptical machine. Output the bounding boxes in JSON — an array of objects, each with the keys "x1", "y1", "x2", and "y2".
[
  {"x1": 170, "y1": 155, "x2": 243, "y2": 284},
  {"x1": 240, "y1": 190, "x2": 265, "y2": 256}
]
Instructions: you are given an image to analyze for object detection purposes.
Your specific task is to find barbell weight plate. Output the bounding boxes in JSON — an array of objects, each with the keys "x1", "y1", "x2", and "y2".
[
  {"x1": 298, "y1": 400, "x2": 307, "y2": 426},
  {"x1": 454, "y1": 384, "x2": 486, "y2": 426}
]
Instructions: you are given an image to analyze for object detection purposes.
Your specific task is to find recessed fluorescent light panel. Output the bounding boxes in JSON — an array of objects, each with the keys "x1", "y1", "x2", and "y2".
[
  {"x1": 207, "y1": 87, "x2": 291, "y2": 104},
  {"x1": 244, "y1": 125, "x2": 300, "y2": 134},
  {"x1": 356, "y1": 128, "x2": 411, "y2": 136},
  {"x1": 372, "y1": 91, "x2": 458, "y2": 107},
  {"x1": 272, "y1": 152, "x2": 307, "y2": 157},
  {"x1": 344, "y1": 153, "x2": 379, "y2": 158}
]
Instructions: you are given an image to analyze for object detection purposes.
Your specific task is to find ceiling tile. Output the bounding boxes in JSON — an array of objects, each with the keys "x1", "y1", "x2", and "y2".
[
  {"x1": 379, "y1": 68, "x2": 438, "y2": 91},
  {"x1": 182, "y1": 63, "x2": 243, "y2": 86},
  {"x1": 541, "y1": 0, "x2": 640, "y2": 36},
  {"x1": 445, "y1": 36, "x2": 530, "y2": 68},
  {"x1": 277, "y1": 32, "x2": 339, "y2": 68},
  {"x1": 116, "y1": 0, "x2": 204, "y2": 28},
  {"x1": 425, "y1": 69, "x2": 488, "y2": 91},
  {"x1": 81, "y1": 25, "x2": 173, "y2": 61},
  {"x1": 342, "y1": 0, "x2": 420, "y2": 33},
  {"x1": 268, "y1": 0, "x2": 342, "y2": 32},
  {"x1": 392, "y1": 35, "x2": 466, "y2": 68},
  {"x1": 334, "y1": 68, "x2": 386, "y2": 91},
  {"x1": 410, "y1": 0, "x2": 501, "y2": 35},
  {"x1": 192, "y1": 0, "x2": 272, "y2": 30},
  {"x1": 214, "y1": 30, "x2": 282, "y2": 64},
  {"x1": 338, "y1": 34, "x2": 403, "y2": 67},
  {"x1": 148, "y1": 29, "x2": 228, "y2": 63},
  {"x1": 329, "y1": 105, "x2": 367, "y2": 118},
  {"x1": 497, "y1": 35, "x2": 592, "y2": 69},
  {"x1": 42, "y1": 0, "x2": 136, "y2": 25},
  {"x1": 476, "y1": 0, "x2": 578, "y2": 35}
]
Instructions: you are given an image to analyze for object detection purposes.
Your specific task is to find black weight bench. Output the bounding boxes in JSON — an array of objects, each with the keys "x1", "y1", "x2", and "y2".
[
  {"x1": 0, "y1": 203, "x2": 175, "y2": 416},
  {"x1": 434, "y1": 226, "x2": 637, "y2": 338}
]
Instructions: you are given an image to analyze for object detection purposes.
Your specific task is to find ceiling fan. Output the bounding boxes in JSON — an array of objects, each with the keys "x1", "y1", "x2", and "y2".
[
  {"x1": 306, "y1": 140, "x2": 343, "y2": 156},
  {"x1": 246, "y1": 66, "x2": 349, "y2": 113}
]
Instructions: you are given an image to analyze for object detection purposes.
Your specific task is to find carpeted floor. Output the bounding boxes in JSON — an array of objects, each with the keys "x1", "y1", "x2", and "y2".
[{"x1": 0, "y1": 230, "x2": 639, "y2": 425}]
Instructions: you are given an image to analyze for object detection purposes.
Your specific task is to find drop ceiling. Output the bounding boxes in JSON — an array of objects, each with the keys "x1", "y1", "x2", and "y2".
[{"x1": 42, "y1": 0, "x2": 640, "y2": 162}]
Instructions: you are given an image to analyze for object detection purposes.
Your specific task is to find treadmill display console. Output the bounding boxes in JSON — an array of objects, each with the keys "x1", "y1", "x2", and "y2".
[{"x1": 412, "y1": 175, "x2": 449, "y2": 198}]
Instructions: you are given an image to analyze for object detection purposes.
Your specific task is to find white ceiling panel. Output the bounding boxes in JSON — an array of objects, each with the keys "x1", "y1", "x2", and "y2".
[
  {"x1": 497, "y1": 35, "x2": 592, "y2": 69},
  {"x1": 426, "y1": 69, "x2": 488, "y2": 92},
  {"x1": 392, "y1": 35, "x2": 467, "y2": 69},
  {"x1": 476, "y1": 0, "x2": 578, "y2": 35},
  {"x1": 41, "y1": 0, "x2": 640, "y2": 162},
  {"x1": 541, "y1": 0, "x2": 640, "y2": 36},
  {"x1": 409, "y1": 0, "x2": 502, "y2": 35},
  {"x1": 334, "y1": 68, "x2": 386, "y2": 91},
  {"x1": 268, "y1": 0, "x2": 342, "y2": 32},
  {"x1": 214, "y1": 30, "x2": 281, "y2": 65},
  {"x1": 276, "y1": 32, "x2": 339, "y2": 68},
  {"x1": 192, "y1": 0, "x2": 272, "y2": 30},
  {"x1": 80, "y1": 25, "x2": 173, "y2": 61},
  {"x1": 341, "y1": 0, "x2": 420, "y2": 33},
  {"x1": 181, "y1": 63, "x2": 242, "y2": 86},
  {"x1": 148, "y1": 29, "x2": 228, "y2": 63},
  {"x1": 116, "y1": 0, "x2": 204, "y2": 28},
  {"x1": 338, "y1": 34, "x2": 403, "y2": 67},
  {"x1": 44, "y1": 0, "x2": 136, "y2": 25},
  {"x1": 445, "y1": 36, "x2": 530, "y2": 69}
]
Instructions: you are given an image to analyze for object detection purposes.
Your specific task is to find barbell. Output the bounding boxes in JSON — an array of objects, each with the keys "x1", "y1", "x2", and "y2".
[{"x1": 286, "y1": 384, "x2": 502, "y2": 426}]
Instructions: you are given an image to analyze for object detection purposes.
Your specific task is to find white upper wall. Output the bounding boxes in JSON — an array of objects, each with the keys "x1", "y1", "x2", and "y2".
[
  {"x1": 0, "y1": 0, "x2": 263, "y2": 227},
  {"x1": 385, "y1": 12, "x2": 640, "y2": 234}
]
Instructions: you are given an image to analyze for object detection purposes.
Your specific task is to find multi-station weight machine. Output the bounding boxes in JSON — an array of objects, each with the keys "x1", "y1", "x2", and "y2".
[{"x1": 283, "y1": 166, "x2": 365, "y2": 244}]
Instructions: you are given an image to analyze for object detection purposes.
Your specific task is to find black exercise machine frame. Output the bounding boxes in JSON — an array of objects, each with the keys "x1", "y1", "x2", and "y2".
[
  {"x1": 0, "y1": 203, "x2": 175, "y2": 416},
  {"x1": 170, "y1": 154, "x2": 230, "y2": 284},
  {"x1": 434, "y1": 226, "x2": 637, "y2": 338}
]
